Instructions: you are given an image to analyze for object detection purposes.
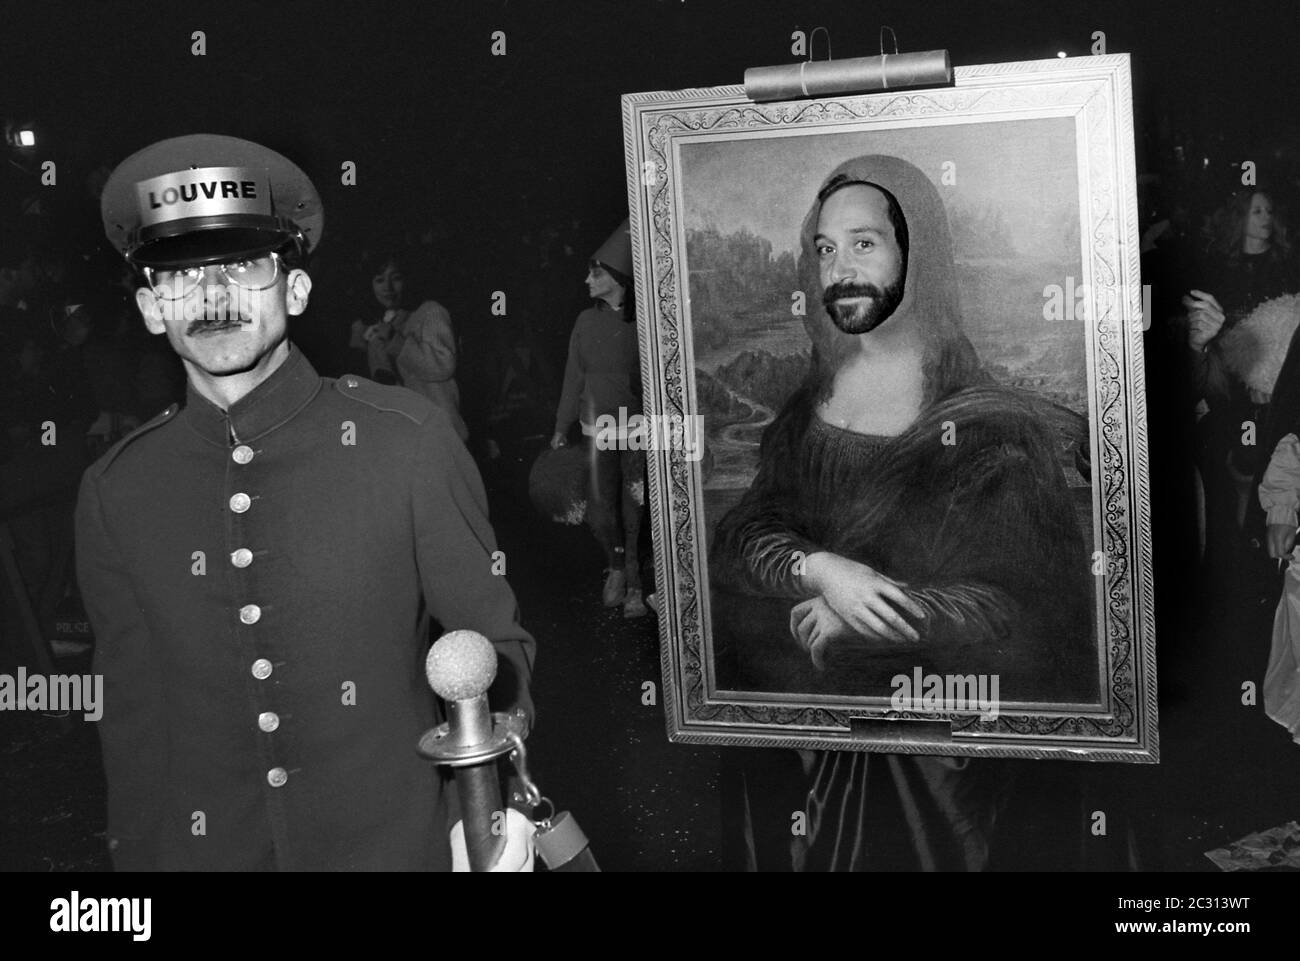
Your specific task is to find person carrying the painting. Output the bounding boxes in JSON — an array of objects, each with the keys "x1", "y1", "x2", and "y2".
[
  {"x1": 551, "y1": 220, "x2": 649, "y2": 618},
  {"x1": 709, "y1": 155, "x2": 1097, "y2": 870}
]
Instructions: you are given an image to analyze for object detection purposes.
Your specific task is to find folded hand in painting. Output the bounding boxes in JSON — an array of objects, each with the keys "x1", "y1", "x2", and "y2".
[
  {"x1": 790, "y1": 593, "x2": 923, "y2": 669},
  {"x1": 790, "y1": 596, "x2": 854, "y2": 669},
  {"x1": 799, "y1": 552, "x2": 925, "y2": 646}
]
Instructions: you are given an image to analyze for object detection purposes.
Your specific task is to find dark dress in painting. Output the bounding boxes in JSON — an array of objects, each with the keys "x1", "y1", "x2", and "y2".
[{"x1": 711, "y1": 383, "x2": 1097, "y2": 703}]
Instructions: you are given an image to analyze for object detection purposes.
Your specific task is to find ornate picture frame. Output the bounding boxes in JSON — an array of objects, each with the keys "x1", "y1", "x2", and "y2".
[{"x1": 623, "y1": 54, "x2": 1156, "y2": 761}]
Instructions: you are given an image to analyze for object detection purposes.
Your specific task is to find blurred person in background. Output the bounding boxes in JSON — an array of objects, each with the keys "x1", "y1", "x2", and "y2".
[
  {"x1": 551, "y1": 220, "x2": 648, "y2": 618},
  {"x1": 483, "y1": 310, "x2": 559, "y2": 480},
  {"x1": 0, "y1": 237, "x2": 90, "y2": 626},
  {"x1": 350, "y1": 247, "x2": 468, "y2": 441},
  {"x1": 1184, "y1": 188, "x2": 1300, "y2": 589},
  {"x1": 1, "y1": 235, "x2": 42, "y2": 462}
]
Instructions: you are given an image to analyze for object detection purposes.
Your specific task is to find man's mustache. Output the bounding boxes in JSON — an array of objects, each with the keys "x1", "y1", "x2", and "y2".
[
  {"x1": 823, "y1": 281, "x2": 884, "y2": 308},
  {"x1": 186, "y1": 312, "x2": 252, "y2": 334}
]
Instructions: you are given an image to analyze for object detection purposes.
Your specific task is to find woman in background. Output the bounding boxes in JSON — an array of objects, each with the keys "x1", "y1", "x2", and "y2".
[
  {"x1": 551, "y1": 221, "x2": 648, "y2": 617},
  {"x1": 1184, "y1": 189, "x2": 1299, "y2": 585},
  {"x1": 351, "y1": 248, "x2": 468, "y2": 441}
]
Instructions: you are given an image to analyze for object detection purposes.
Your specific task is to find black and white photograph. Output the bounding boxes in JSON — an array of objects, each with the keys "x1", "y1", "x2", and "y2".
[
  {"x1": 625, "y1": 57, "x2": 1154, "y2": 759},
  {"x1": 2, "y1": 0, "x2": 1300, "y2": 927}
]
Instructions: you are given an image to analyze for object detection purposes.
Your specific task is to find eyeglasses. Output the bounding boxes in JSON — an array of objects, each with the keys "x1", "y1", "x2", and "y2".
[{"x1": 143, "y1": 252, "x2": 283, "y2": 301}]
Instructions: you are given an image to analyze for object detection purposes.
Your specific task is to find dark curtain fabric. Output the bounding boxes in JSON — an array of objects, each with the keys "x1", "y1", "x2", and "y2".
[
  {"x1": 726, "y1": 746, "x2": 1145, "y2": 872},
  {"x1": 737, "y1": 747, "x2": 1011, "y2": 871}
]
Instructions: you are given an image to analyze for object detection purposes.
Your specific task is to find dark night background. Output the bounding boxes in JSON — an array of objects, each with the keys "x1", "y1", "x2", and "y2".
[
  {"x1": 6, "y1": 0, "x2": 1299, "y2": 311},
  {"x1": 4, "y1": 0, "x2": 1300, "y2": 876}
]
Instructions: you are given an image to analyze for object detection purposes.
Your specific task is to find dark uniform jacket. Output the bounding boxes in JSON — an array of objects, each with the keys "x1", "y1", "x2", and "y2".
[{"x1": 75, "y1": 345, "x2": 535, "y2": 870}]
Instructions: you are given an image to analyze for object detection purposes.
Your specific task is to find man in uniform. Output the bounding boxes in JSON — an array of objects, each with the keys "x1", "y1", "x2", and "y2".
[{"x1": 79, "y1": 134, "x2": 535, "y2": 870}]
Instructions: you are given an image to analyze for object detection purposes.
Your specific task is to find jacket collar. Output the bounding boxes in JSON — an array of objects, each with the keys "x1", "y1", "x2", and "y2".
[
  {"x1": 181, "y1": 343, "x2": 322, "y2": 446},
  {"x1": 594, "y1": 298, "x2": 633, "y2": 322}
]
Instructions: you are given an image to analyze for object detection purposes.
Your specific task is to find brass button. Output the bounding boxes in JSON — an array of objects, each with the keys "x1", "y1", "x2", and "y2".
[
  {"x1": 239, "y1": 604, "x2": 262, "y2": 625},
  {"x1": 232, "y1": 445, "x2": 255, "y2": 465},
  {"x1": 251, "y1": 658, "x2": 272, "y2": 680},
  {"x1": 258, "y1": 711, "x2": 280, "y2": 733},
  {"x1": 230, "y1": 548, "x2": 253, "y2": 568},
  {"x1": 229, "y1": 492, "x2": 251, "y2": 513},
  {"x1": 267, "y1": 767, "x2": 288, "y2": 788}
]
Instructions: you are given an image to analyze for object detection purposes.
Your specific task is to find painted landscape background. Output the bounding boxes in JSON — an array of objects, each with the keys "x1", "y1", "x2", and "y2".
[{"x1": 677, "y1": 119, "x2": 1094, "y2": 540}]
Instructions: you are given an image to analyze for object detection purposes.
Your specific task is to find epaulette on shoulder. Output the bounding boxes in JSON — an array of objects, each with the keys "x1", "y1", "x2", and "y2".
[
  {"x1": 332, "y1": 374, "x2": 432, "y2": 426},
  {"x1": 89, "y1": 402, "x2": 181, "y2": 477}
]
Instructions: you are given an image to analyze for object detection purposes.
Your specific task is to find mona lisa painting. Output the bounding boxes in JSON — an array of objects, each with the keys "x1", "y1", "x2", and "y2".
[{"x1": 622, "y1": 54, "x2": 1156, "y2": 761}]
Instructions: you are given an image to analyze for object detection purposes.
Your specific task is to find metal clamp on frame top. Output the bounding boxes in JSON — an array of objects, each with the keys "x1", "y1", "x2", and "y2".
[{"x1": 743, "y1": 26, "x2": 952, "y2": 102}]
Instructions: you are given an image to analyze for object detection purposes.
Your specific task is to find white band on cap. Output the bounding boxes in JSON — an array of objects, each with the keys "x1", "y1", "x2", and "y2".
[{"x1": 135, "y1": 166, "x2": 272, "y2": 229}]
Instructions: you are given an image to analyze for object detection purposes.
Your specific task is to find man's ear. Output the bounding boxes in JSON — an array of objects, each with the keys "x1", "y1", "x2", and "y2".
[
  {"x1": 135, "y1": 287, "x2": 166, "y2": 335},
  {"x1": 285, "y1": 269, "x2": 312, "y2": 316}
]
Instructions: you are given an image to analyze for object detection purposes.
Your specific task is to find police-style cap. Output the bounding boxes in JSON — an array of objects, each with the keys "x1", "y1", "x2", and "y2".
[{"x1": 101, "y1": 134, "x2": 323, "y2": 269}]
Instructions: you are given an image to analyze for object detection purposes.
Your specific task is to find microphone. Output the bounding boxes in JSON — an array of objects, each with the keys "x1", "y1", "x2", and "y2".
[{"x1": 423, "y1": 630, "x2": 509, "y2": 872}]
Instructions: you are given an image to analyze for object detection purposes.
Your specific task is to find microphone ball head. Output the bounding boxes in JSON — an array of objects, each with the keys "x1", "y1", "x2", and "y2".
[{"x1": 425, "y1": 630, "x2": 498, "y2": 700}]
